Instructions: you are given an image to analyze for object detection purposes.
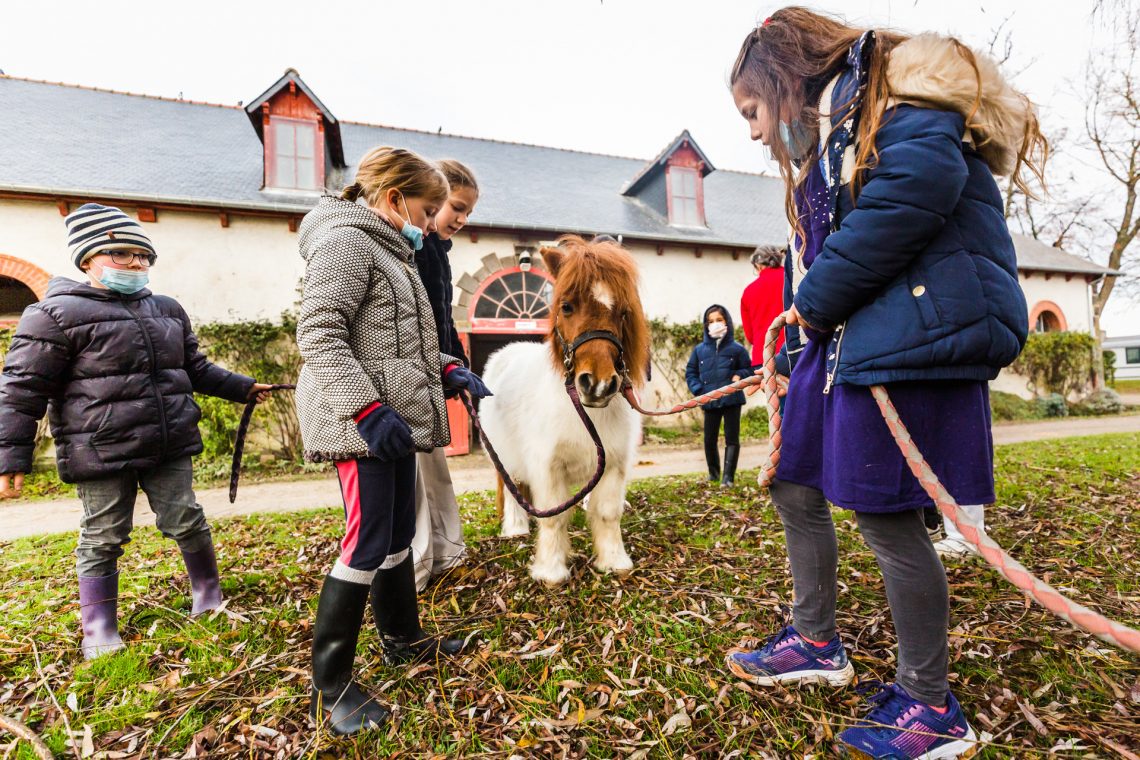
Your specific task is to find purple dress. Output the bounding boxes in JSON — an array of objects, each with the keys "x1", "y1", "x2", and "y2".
[{"x1": 777, "y1": 164, "x2": 995, "y2": 513}]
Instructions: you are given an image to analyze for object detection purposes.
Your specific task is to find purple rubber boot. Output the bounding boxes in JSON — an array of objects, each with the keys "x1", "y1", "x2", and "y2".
[
  {"x1": 78, "y1": 572, "x2": 125, "y2": 660},
  {"x1": 181, "y1": 542, "x2": 223, "y2": 616}
]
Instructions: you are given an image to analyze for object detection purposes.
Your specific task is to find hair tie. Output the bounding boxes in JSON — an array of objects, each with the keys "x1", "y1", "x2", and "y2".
[{"x1": 762, "y1": 16, "x2": 771, "y2": 26}]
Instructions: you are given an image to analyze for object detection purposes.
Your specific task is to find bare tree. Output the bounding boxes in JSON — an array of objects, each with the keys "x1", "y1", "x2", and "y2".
[{"x1": 1085, "y1": 11, "x2": 1140, "y2": 333}]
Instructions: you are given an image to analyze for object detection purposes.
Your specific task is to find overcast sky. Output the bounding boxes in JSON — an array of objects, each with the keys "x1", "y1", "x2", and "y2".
[{"x1": 3, "y1": 0, "x2": 1137, "y2": 334}]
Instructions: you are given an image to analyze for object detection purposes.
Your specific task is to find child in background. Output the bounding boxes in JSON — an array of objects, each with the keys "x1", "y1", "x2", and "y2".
[
  {"x1": 0, "y1": 203, "x2": 271, "y2": 659},
  {"x1": 685, "y1": 305, "x2": 752, "y2": 487},
  {"x1": 410, "y1": 158, "x2": 491, "y2": 591},
  {"x1": 724, "y1": 7, "x2": 1043, "y2": 757}
]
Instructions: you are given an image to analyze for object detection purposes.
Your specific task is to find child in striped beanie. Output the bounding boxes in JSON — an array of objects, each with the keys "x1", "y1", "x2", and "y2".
[{"x1": 0, "y1": 203, "x2": 272, "y2": 659}]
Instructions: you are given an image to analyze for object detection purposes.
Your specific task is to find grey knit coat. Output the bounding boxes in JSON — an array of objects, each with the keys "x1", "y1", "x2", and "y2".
[{"x1": 294, "y1": 196, "x2": 456, "y2": 461}]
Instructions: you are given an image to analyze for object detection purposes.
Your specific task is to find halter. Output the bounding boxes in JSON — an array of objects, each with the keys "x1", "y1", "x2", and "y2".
[{"x1": 552, "y1": 325, "x2": 628, "y2": 385}]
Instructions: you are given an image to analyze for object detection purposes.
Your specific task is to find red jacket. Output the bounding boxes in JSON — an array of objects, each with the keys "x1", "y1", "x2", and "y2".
[{"x1": 741, "y1": 268, "x2": 785, "y2": 366}]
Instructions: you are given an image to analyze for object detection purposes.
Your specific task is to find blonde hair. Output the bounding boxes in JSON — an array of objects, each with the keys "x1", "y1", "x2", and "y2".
[
  {"x1": 437, "y1": 159, "x2": 479, "y2": 195},
  {"x1": 341, "y1": 146, "x2": 449, "y2": 208}
]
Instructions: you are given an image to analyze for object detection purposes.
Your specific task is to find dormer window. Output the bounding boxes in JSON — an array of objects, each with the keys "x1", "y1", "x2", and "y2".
[
  {"x1": 622, "y1": 129, "x2": 714, "y2": 229},
  {"x1": 244, "y1": 69, "x2": 346, "y2": 196},
  {"x1": 668, "y1": 166, "x2": 702, "y2": 226},
  {"x1": 268, "y1": 116, "x2": 322, "y2": 190}
]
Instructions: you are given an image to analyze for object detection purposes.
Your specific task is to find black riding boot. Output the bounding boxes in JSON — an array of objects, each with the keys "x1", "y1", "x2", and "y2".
[
  {"x1": 371, "y1": 553, "x2": 466, "y2": 666},
  {"x1": 721, "y1": 445, "x2": 740, "y2": 487},
  {"x1": 310, "y1": 575, "x2": 390, "y2": 736},
  {"x1": 704, "y1": 437, "x2": 721, "y2": 482}
]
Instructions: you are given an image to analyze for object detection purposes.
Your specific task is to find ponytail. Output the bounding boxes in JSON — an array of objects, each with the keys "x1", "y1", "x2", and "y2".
[{"x1": 341, "y1": 182, "x2": 363, "y2": 202}]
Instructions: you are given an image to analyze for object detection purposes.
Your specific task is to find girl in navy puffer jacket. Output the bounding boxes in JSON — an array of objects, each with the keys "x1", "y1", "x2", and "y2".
[
  {"x1": 685, "y1": 305, "x2": 752, "y2": 487},
  {"x1": 723, "y1": 8, "x2": 1047, "y2": 759}
]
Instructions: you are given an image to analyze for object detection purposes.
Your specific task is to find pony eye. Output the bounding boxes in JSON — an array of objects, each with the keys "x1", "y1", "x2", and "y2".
[{"x1": 560, "y1": 302, "x2": 574, "y2": 315}]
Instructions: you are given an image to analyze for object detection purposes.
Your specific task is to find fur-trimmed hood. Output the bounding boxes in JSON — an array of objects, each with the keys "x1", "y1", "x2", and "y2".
[{"x1": 886, "y1": 33, "x2": 1036, "y2": 177}]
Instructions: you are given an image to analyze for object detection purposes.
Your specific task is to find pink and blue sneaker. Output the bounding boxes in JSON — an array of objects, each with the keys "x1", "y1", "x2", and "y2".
[
  {"x1": 725, "y1": 625, "x2": 855, "y2": 687},
  {"x1": 837, "y1": 681, "x2": 979, "y2": 759}
]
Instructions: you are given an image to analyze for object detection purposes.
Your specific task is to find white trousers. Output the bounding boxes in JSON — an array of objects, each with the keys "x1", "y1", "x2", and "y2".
[{"x1": 411, "y1": 447, "x2": 467, "y2": 591}]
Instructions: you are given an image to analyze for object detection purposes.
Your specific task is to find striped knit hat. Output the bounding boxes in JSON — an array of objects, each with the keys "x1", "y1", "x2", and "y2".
[{"x1": 65, "y1": 203, "x2": 156, "y2": 270}]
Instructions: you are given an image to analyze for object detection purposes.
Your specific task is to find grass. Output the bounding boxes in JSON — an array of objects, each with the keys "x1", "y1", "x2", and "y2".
[
  {"x1": 1111, "y1": 378, "x2": 1140, "y2": 394},
  {"x1": 0, "y1": 434, "x2": 1138, "y2": 757}
]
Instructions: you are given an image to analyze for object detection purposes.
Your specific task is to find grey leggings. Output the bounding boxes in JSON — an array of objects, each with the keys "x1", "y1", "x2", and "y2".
[{"x1": 770, "y1": 479, "x2": 949, "y2": 705}]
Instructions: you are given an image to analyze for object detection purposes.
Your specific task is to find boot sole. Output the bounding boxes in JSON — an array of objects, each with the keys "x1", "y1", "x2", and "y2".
[{"x1": 725, "y1": 650, "x2": 854, "y2": 688}]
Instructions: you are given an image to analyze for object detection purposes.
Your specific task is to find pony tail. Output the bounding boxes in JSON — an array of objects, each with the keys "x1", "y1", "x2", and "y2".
[{"x1": 341, "y1": 182, "x2": 364, "y2": 202}]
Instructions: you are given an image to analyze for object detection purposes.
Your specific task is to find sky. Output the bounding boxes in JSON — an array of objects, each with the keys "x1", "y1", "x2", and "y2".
[{"x1": 2, "y1": 0, "x2": 1137, "y2": 334}]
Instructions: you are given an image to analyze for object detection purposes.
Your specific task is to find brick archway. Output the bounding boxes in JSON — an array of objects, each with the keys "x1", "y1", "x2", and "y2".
[
  {"x1": 0, "y1": 254, "x2": 52, "y2": 299},
  {"x1": 1029, "y1": 300, "x2": 1068, "y2": 333}
]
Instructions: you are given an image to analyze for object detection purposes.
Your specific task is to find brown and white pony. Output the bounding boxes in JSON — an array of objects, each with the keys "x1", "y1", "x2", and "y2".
[{"x1": 479, "y1": 235, "x2": 650, "y2": 585}]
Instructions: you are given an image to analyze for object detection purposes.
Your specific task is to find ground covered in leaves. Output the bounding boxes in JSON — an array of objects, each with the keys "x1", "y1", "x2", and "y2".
[{"x1": 0, "y1": 434, "x2": 1138, "y2": 758}]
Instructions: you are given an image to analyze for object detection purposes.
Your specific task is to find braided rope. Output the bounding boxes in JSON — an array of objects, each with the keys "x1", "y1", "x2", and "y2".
[
  {"x1": 460, "y1": 383, "x2": 608, "y2": 519},
  {"x1": 228, "y1": 384, "x2": 296, "y2": 504}
]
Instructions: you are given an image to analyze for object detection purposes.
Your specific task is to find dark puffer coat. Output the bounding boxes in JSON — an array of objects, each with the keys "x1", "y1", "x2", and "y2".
[
  {"x1": 685, "y1": 305, "x2": 753, "y2": 410},
  {"x1": 0, "y1": 277, "x2": 254, "y2": 482},
  {"x1": 415, "y1": 232, "x2": 470, "y2": 368}
]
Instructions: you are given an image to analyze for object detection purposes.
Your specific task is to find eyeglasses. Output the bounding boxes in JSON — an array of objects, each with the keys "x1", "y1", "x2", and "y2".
[{"x1": 108, "y1": 251, "x2": 157, "y2": 267}]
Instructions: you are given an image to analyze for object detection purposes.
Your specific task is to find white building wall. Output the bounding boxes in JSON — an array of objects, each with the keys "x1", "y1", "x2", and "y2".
[{"x1": 0, "y1": 199, "x2": 301, "y2": 324}]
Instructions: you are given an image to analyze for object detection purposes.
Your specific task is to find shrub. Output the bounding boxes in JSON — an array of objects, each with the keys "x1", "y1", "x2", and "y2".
[
  {"x1": 1011, "y1": 331, "x2": 1096, "y2": 398},
  {"x1": 197, "y1": 314, "x2": 302, "y2": 461},
  {"x1": 1070, "y1": 388, "x2": 1124, "y2": 416},
  {"x1": 1103, "y1": 350, "x2": 1117, "y2": 386},
  {"x1": 740, "y1": 406, "x2": 770, "y2": 440},
  {"x1": 1036, "y1": 393, "x2": 1068, "y2": 417},
  {"x1": 990, "y1": 390, "x2": 1041, "y2": 421}
]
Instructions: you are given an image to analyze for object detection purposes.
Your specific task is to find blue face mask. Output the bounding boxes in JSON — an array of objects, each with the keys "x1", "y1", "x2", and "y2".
[
  {"x1": 396, "y1": 194, "x2": 425, "y2": 252},
  {"x1": 98, "y1": 267, "x2": 149, "y2": 294},
  {"x1": 779, "y1": 119, "x2": 816, "y2": 160}
]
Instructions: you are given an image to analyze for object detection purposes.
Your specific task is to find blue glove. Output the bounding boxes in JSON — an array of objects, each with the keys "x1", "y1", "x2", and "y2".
[
  {"x1": 355, "y1": 404, "x2": 414, "y2": 462},
  {"x1": 444, "y1": 364, "x2": 493, "y2": 399}
]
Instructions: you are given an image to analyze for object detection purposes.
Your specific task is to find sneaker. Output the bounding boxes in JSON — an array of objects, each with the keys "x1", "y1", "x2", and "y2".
[
  {"x1": 725, "y1": 625, "x2": 855, "y2": 687},
  {"x1": 837, "y1": 682, "x2": 979, "y2": 759},
  {"x1": 933, "y1": 537, "x2": 978, "y2": 559}
]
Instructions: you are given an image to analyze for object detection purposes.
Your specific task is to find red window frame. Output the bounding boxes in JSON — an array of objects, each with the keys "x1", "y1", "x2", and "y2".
[{"x1": 265, "y1": 116, "x2": 324, "y2": 191}]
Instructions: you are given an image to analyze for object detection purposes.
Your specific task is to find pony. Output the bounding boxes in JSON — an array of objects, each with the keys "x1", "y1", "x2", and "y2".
[{"x1": 479, "y1": 235, "x2": 650, "y2": 585}]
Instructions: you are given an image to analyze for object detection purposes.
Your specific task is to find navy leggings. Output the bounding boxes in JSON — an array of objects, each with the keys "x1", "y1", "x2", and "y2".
[{"x1": 334, "y1": 454, "x2": 417, "y2": 573}]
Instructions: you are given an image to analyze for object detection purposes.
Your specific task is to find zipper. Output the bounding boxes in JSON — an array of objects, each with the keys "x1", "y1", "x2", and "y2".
[
  {"x1": 120, "y1": 299, "x2": 169, "y2": 454},
  {"x1": 822, "y1": 321, "x2": 847, "y2": 395}
]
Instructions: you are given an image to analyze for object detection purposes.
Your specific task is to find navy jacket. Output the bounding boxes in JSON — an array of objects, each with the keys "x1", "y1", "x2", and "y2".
[
  {"x1": 685, "y1": 305, "x2": 752, "y2": 410},
  {"x1": 0, "y1": 277, "x2": 254, "y2": 482},
  {"x1": 785, "y1": 32, "x2": 1028, "y2": 388},
  {"x1": 414, "y1": 232, "x2": 469, "y2": 369}
]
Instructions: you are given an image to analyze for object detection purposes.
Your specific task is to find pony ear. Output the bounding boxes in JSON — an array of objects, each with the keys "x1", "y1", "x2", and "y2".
[{"x1": 539, "y1": 247, "x2": 564, "y2": 277}]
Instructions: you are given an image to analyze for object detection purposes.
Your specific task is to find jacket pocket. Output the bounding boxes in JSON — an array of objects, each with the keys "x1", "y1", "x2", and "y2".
[
  {"x1": 922, "y1": 252, "x2": 988, "y2": 328},
  {"x1": 375, "y1": 359, "x2": 435, "y2": 437}
]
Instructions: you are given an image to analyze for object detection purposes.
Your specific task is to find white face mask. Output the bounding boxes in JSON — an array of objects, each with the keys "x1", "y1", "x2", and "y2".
[{"x1": 708, "y1": 321, "x2": 728, "y2": 339}]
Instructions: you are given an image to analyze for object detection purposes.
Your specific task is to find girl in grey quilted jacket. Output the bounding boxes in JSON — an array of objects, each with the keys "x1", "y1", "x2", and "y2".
[{"x1": 295, "y1": 146, "x2": 479, "y2": 736}]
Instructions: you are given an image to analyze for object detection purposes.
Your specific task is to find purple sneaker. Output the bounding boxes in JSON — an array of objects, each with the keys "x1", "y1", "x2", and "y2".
[
  {"x1": 838, "y1": 682, "x2": 979, "y2": 759},
  {"x1": 725, "y1": 625, "x2": 855, "y2": 687}
]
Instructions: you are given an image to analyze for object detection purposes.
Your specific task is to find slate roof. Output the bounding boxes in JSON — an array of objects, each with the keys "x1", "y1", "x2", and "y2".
[
  {"x1": 1011, "y1": 234, "x2": 1119, "y2": 277},
  {"x1": 0, "y1": 74, "x2": 1117, "y2": 276}
]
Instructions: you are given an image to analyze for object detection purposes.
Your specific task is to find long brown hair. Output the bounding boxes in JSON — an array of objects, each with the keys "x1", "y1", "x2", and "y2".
[{"x1": 730, "y1": 6, "x2": 1047, "y2": 235}]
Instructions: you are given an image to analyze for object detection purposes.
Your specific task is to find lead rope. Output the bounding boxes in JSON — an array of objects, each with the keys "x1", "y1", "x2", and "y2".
[
  {"x1": 229, "y1": 384, "x2": 296, "y2": 503},
  {"x1": 626, "y1": 314, "x2": 1140, "y2": 653},
  {"x1": 460, "y1": 383, "x2": 608, "y2": 519}
]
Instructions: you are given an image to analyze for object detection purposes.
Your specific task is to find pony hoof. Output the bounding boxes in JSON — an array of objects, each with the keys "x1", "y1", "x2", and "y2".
[
  {"x1": 529, "y1": 564, "x2": 571, "y2": 587},
  {"x1": 595, "y1": 555, "x2": 634, "y2": 576},
  {"x1": 500, "y1": 524, "x2": 529, "y2": 538}
]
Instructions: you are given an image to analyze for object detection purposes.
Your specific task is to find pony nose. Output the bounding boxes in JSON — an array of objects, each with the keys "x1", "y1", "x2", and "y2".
[{"x1": 576, "y1": 372, "x2": 620, "y2": 403}]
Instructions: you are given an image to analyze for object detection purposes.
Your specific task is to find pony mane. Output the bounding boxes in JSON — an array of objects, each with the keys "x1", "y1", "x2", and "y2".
[{"x1": 546, "y1": 235, "x2": 650, "y2": 387}]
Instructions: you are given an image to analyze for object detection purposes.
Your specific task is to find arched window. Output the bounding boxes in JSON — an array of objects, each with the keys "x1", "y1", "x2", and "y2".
[
  {"x1": 470, "y1": 268, "x2": 554, "y2": 323},
  {"x1": 1029, "y1": 301, "x2": 1068, "y2": 333}
]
